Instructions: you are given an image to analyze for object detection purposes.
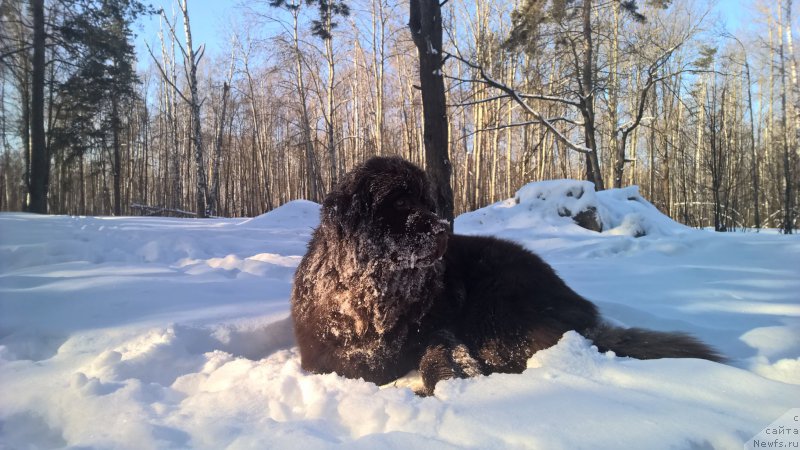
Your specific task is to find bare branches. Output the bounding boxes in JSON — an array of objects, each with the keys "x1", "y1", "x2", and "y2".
[
  {"x1": 462, "y1": 117, "x2": 584, "y2": 139},
  {"x1": 445, "y1": 51, "x2": 592, "y2": 154},
  {"x1": 0, "y1": 45, "x2": 32, "y2": 62},
  {"x1": 518, "y1": 93, "x2": 582, "y2": 108},
  {"x1": 144, "y1": 41, "x2": 190, "y2": 104}
]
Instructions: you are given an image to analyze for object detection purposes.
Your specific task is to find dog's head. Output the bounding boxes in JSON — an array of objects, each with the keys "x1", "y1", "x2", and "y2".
[{"x1": 322, "y1": 156, "x2": 449, "y2": 268}]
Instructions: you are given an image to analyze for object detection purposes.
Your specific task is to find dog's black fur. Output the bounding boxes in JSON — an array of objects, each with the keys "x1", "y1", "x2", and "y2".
[{"x1": 291, "y1": 156, "x2": 723, "y2": 395}]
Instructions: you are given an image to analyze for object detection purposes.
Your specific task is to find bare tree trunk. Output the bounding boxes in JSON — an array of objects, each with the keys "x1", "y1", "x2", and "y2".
[
  {"x1": 112, "y1": 97, "x2": 122, "y2": 216},
  {"x1": 767, "y1": 24, "x2": 776, "y2": 227},
  {"x1": 324, "y1": 21, "x2": 338, "y2": 188},
  {"x1": 154, "y1": 16, "x2": 183, "y2": 212},
  {"x1": 79, "y1": 151, "x2": 86, "y2": 215},
  {"x1": 291, "y1": 3, "x2": 322, "y2": 202},
  {"x1": 649, "y1": 96, "x2": 657, "y2": 200},
  {"x1": 609, "y1": 0, "x2": 623, "y2": 188},
  {"x1": 20, "y1": 60, "x2": 31, "y2": 210},
  {"x1": 490, "y1": 100, "x2": 500, "y2": 202},
  {"x1": 505, "y1": 99, "x2": 513, "y2": 199},
  {"x1": 779, "y1": 7, "x2": 794, "y2": 234},
  {"x1": 180, "y1": 0, "x2": 208, "y2": 217},
  {"x1": 209, "y1": 81, "x2": 230, "y2": 216},
  {"x1": 371, "y1": 0, "x2": 386, "y2": 156},
  {"x1": 473, "y1": 86, "x2": 483, "y2": 208},
  {"x1": 744, "y1": 56, "x2": 760, "y2": 228},
  {"x1": 629, "y1": 126, "x2": 638, "y2": 185},
  {"x1": 28, "y1": 0, "x2": 48, "y2": 213},
  {"x1": 409, "y1": 0, "x2": 454, "y2": 226},
  {"x1": 785, "y1": 0, "x2": 800, "y2": 156},
  {"x1": 580, "y1": 0, "x2": 604, "y2": 190}
]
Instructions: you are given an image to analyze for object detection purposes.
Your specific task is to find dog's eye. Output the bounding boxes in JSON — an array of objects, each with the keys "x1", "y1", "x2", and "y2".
[{"x1": 393, "y1": 198, "x2": 407, "y2": 209}]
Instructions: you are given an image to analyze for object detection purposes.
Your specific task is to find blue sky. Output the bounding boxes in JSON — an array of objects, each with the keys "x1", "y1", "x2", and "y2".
[
  {"x1": 717, "y1": 0, "x2": 748, "y2": 32},
  {"x1": 133, "y1": 0, "x2": 237, "y2": 68},
  {"x1": 133, "y1": 0, "x2": 751, "y2": 67}
]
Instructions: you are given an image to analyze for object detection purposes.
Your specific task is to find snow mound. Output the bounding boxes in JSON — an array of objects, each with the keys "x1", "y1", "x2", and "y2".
[
  {"x1": 237, "y1": 200, "x2": 320, "y2": 230},
  {"x1": 456, "y1": 179, "x2": 688, "y2": 238}
]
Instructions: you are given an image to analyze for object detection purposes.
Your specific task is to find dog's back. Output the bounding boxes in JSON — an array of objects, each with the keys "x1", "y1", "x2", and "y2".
[
  {"x1": 428, "y1": 234, "x2": 600, "y2": 374},
  {"x1": 435, "y1": 234, "x2": 723, "y2": 373}
]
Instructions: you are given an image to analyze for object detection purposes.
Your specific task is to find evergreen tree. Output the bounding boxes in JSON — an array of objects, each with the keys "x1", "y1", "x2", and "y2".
[{"x1": 52, "y1": 0, "x2": 150, "y2": 215}]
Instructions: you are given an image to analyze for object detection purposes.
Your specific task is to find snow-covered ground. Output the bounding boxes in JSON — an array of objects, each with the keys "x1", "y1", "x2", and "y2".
[{"x1": 1, "y1": 181, "x2": 799, "y2": 450}]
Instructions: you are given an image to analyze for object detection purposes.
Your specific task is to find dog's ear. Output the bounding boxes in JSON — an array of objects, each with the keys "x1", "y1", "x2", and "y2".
[{"x1": 322, "y1": 166, "x2": 373, "y2": 232}]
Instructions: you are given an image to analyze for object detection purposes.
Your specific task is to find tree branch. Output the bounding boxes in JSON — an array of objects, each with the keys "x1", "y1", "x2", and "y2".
[
  {"x1": 144, "y1": 41, "x2": 191, "y2": 104},
  {"x1": 446, "y1": 51, "x2": 592, "y2": 154}
]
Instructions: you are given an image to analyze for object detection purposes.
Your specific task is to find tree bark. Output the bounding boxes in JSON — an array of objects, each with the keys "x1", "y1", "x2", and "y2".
[
  {"x1": 371, "y1": 0, "x2": 386, "y2": 156},
  {"x1": 580, "y1": 0, "x2": 604, "y2": 191},
  {"x1": 744, "y1": 58, "x2": 760, "y2": 229},
  {"x1": 112, "y1": 96, "x2": 122, "y2": 216},
  {"x1": 779, "y1": 8, "x2": 794, "y2": 234},
  {"x1": 20, "y1": 61, "x2": 31, "y2": 210},
  {"x1": 409, "y1": 0, "x2": 454, "y2": 227},
  {"x1": 28, "y1": 0, "x2": 48, "y2": 213},
  {"x1": 610, "y1": 0, "x2": 622, "y2": 188},
  {"x1": 209, "y1": 81, "x2": 230, "y2": 216},
  {"x1": 291, "y1": 3, "x2": 323, "y2": 202},
  {"x1": 784, "y1": 0, "x2": 800, "y2": 157},
  {"x1": 324, "y1": 23, "x2": 338, "y2": 188},
  {"x1": 180, "y1": 0, "x2": 208, "y2": 218}
]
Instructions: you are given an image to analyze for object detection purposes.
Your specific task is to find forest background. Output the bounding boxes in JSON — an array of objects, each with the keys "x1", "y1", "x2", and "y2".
[{"x1": 1, "y1": 0, "x2": 798, "y2": 233}]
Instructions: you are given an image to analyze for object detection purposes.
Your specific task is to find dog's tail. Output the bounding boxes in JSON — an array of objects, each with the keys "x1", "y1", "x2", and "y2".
[{"x1": 584, "y1": 323, "x2": 725, "y2": 362}]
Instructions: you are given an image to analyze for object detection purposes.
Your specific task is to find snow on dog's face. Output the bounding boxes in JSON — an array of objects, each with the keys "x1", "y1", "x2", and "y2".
[{"x1": 323, "y1": 157, "x2": 449, "y2": 268}]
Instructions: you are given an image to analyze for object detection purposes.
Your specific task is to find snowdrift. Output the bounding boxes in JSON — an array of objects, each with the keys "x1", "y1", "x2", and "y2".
[
  {"x1": 456, "y1": 179, "x2": 689, "y2": 238},
  {"x1": 1, "y1": 181, "x2": 799, "y2": 449}
]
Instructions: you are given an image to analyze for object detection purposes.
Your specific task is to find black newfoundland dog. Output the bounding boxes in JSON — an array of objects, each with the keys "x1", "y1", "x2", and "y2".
[{"x1": 291, "y1": 156, "x2": 722, "y2": 395}]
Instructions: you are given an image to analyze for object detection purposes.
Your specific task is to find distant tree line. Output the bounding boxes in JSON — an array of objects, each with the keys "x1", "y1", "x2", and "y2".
[{"x1": 1, "y1": 0, "x2": 798, "y2": 233}]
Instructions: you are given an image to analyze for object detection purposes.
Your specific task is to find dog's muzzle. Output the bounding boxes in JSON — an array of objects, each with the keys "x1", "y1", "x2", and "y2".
[{"x1": 404, "y1": 211, "x2": 449, "y2": 263}]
